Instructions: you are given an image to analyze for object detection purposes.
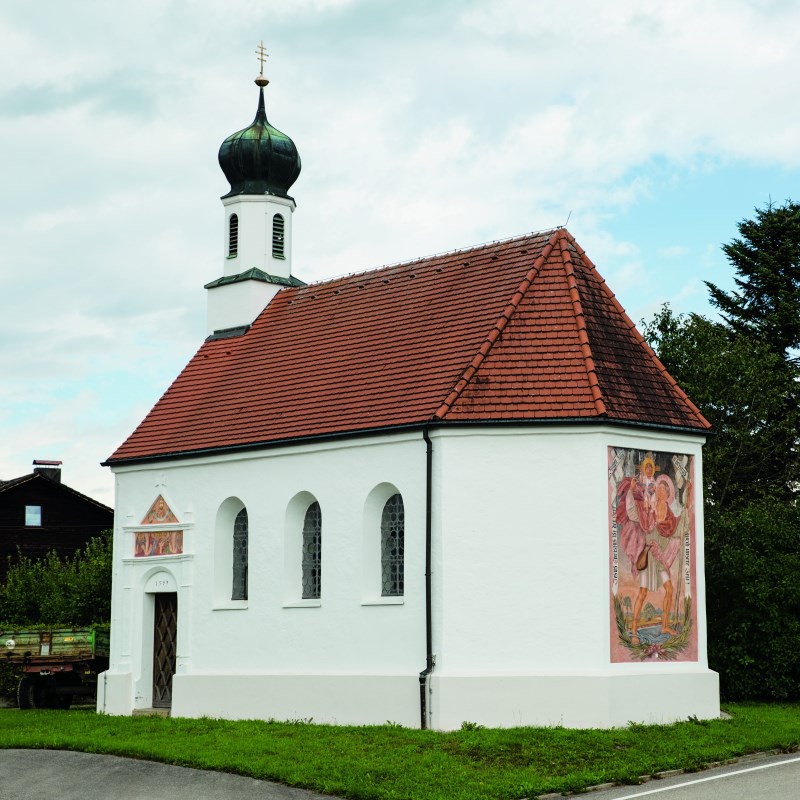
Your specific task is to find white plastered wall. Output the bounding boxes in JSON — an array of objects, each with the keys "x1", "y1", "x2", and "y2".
[
  {"x1": 221, "y1": 194, "x2": 295, "y2": 277},
  {"x1": 98, "y1": 432, "x2": 426, "y2": 726},
  {"x1": 427, "y1": 425, "x2": 718, "y2": 730},
  {"x1": 205, "y1": 193, "x2": 297, "y2": 335},
  {"x1": 99, "y1": 424, "x2": 719, "y2": 729},
  {"x1": 206, "y1": 279, "x2": 282, "y2": 335}
]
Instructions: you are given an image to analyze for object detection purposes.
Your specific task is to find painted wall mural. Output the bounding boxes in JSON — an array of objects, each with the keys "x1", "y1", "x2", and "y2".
[
  {"x1": 134, "y1": 530, "x2": 183, "y2": 557},
  {"x1": 608, "y1": 447, "x2": 697, "y2": 662},
  {"x1": 141, "y1": 495, "x2": 179, "y2": 525},
  {"x1": 134, "y1": 495, "x2": 183, "y2": 557}
]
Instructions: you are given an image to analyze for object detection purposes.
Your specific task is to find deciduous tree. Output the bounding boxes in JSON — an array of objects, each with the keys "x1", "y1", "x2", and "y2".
[
  {"x1": 643, "y1": 306, "x2": 799, "y2": 510},
  {"x1": 0, "y1": 532, "x2": 112, "y2": 627}
]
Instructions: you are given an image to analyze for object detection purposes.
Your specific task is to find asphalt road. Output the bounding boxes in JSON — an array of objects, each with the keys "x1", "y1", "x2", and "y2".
[
  {"x1": 579, "y1": 752, "x2": 800, "y2": 800},
  {"x1": 0, "y1": 749, "x2": 797, "y2": 800},
  {"x1": 0, "y1": 749, "x2": 342, "y2": 800}
]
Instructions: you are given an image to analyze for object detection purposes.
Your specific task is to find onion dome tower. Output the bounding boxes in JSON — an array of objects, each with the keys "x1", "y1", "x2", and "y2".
[
  {"x1": 205, "y1": 43, "x2": 305, "y2": 337},
  {"x1": 218, "y1": 84, "x2": 301, "y2": 199}
]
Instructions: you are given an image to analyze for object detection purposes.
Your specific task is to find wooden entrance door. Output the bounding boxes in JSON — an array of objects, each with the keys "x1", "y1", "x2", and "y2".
[{"x1": 152, "y1": 592, "x2": 177, "y2": 708}]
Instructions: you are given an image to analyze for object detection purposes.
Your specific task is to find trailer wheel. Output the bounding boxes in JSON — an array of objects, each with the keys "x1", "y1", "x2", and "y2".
[
  {"x1": 17, "y1": 676, "x2": 34, "y2": 710},
  {"x1": 29, "y1": 677, "x2": 53, "y2": 709}
]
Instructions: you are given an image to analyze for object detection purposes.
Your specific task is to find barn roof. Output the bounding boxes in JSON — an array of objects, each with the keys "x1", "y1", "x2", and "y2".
[
  {"x1": 0, "y1": 471, "x2": 113, "y2": 512},
  {"x1": 106, "y1": 227, "x2": 709, "y2": 465}
]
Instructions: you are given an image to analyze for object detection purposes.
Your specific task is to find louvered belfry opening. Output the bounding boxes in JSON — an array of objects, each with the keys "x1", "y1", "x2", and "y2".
[
  {"x1": 152, "y1": 592, "x2": 177, "y2": 708},
  {"x1": 272, "y1": 213, "x2": 285, "y2": 259},
  {"x1": 228, "y1": 213, "x2": 239, "y2": 257}
]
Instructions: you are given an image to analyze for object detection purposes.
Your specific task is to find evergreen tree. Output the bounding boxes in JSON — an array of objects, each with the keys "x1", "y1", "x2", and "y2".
[
  {"x1": 643, "y1": 306, "x2": 800, "y2": 510},
  {"x1": 706, "y1": 200, "x2": 800, "y2": 357},
  {"x1": 643, "y1": 201, "x2": 800, "y2": 700}
]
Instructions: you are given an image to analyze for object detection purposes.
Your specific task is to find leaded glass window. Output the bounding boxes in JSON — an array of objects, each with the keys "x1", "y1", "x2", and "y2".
[
  {"x1": 232, "y1": 507, "x2": 248, "y2": 601},
  {"x1": 301, "y1": 502, "x2": 321, "y2": 599},
  {"x1": 381, "y1": 494, "x2": 404, "y2": 596}
]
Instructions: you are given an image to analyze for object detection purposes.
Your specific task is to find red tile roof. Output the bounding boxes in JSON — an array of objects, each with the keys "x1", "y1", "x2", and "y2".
[{"x1": 107, "y1": 228, "x2": 709, "y2": 464}]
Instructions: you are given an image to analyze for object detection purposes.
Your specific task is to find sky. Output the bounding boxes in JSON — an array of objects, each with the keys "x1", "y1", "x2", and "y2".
[{"x1": 1, "y1": 0, "x2": 799, "y2": 508}]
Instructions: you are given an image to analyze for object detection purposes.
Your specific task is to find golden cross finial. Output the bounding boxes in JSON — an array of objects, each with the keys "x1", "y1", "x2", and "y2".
[{"x1": 255, "y1": 40, "x2": 269, "y2": 75}]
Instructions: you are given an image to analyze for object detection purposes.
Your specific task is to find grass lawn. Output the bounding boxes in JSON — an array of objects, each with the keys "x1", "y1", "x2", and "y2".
[{"x1": 1, "y1": 704, "x2": 799, "y2": 799}]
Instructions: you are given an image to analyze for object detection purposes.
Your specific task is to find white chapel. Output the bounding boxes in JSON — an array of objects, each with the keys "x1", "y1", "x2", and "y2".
[{"x1": 97, "y1": 56, "x2": 720, "y2": 729}]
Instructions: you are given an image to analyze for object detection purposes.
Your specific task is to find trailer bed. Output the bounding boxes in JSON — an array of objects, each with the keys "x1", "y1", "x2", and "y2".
[{"x1": 2, "y1": 627, "x2": 109, "y2": 709}]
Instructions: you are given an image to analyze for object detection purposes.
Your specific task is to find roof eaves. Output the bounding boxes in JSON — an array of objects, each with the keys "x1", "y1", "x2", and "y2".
[
  {"x1": 433, "y1": 230, "x2": 561, "y2": 420},
  {"x1": 558, "y1": 232, "x2": 607, "y2": 417},
  {"x1": 104, "y1": 413, "x2": 711, "y2": 469},
  {"x1": 103, "y1": 422, "x2": 429, "y2": 467},
  {"x1": 205, "y1": 325, "x2": 250, "y2": 342},
  {"x1": 438, "y1": 417, "x2": 711, "y2": 436},
  {"x1": 0, "y1": 474, "x2": 35, "y2": 494},
  {"x1": 53, "y1": 480, "x2": 114, "y2": 513},
  {"x1": 204, "y1": 268, "x2": 306, "y2": 290},
  {"x1": 564, "y1": 232, "x2": 711, "y2": 430}
]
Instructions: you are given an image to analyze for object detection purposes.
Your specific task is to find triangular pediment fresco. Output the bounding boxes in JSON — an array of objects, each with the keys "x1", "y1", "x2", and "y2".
[{"x1": 141, "y1": 494, "x2": 179, "y2": 525}]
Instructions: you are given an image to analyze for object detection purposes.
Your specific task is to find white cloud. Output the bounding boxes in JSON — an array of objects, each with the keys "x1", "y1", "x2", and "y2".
[
  {"x1": 1, "y1": 0, "x2": 799, "y2": 504},
  {"x1": 658, "y1": 245, "x2": 690, "y2": 258}
]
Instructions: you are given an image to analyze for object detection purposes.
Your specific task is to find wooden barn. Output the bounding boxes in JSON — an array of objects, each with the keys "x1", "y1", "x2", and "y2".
[{"x1": 0, "y1": 460, "x2": 113, "y2": 579}]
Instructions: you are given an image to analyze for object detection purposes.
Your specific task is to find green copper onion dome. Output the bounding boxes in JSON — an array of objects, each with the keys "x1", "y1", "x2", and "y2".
[{"x1": 218, "y1": 79, "x2": 301, "y2": 199}]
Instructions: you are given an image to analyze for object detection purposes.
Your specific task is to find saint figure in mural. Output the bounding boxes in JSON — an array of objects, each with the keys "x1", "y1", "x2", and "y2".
[
  {"x1": 615, "y1": 453, "x2": 689, "y2": 643},
  {"x1": 609, "y1": 447, "x2": 697, "y2": 661}
]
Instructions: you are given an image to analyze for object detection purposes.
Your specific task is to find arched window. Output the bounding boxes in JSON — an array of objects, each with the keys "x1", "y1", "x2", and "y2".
[
  {"x1": 228, "y1": 214, "x2": 238, "y2": 257},
  {"x1": 232, "y1": 507, "x2": 248, "y2": 601},
  {"x1": 381, "y1": 494, "x2": 404, "y2": 596},
  {"x1": 301, "y1": 501, "x2": 321, "y2": 599},
  {"x1": 272, "y1": 213, "x2": 285, "y2": 259}
]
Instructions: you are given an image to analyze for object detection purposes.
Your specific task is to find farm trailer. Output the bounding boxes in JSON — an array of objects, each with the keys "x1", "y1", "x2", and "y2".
[{"x1": 2, "y1": 628, "x2": 109, "y2": 709}]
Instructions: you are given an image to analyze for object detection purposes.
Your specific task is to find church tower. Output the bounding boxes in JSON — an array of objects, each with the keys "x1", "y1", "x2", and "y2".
[{"x1": 205, "y1": 44, "x2": 303, "y2": 337}]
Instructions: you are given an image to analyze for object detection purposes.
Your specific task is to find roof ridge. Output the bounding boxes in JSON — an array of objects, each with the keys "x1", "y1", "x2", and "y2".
[
  {"x1": 433, "y1": 230, "x2": 561, "y2": 420},
  {"x1": 558, "y1": 234, "x2": 607, "y2": 416},
  {"x1": 0, "y1": 471, "x2": 113, "y2": 510},
  {"x1": 563, "y1": 232, "x2": 711, "y2": 430},
  {"x1": 296, "y1": 228, "x2": 562, "y2": 291}
]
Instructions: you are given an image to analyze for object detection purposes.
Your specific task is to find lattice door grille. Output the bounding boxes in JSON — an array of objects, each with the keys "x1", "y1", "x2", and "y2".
[{"x1": 152, "y1": 592, "x2": 177, "y2": 708}]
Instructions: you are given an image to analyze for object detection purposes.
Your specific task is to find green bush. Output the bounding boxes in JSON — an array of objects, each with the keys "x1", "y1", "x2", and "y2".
[
  {"x1": 0, "y1": 660, "x2": 20, "y2": 699},
  {"x1": 0, "y1": 531, "x2": 112, "y2": 627},
  {"x1": 705, "y1": 501, "x2": 800, "y2": 701}
]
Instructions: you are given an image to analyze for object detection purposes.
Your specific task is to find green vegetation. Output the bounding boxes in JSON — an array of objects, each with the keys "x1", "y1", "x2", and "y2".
[
  {"x1": 0, "y1": 532, "x2": 112, "y2": 698},
  {"x1": 0, "y1": 532, "x2": 112, "y2": 627},
  {"x1": 704, "y1": 501, "x2": 800, "y2": 701},
  {"x1": 644, "y1": 306, "x2": 799, "y2": 511},
  {"x1": 0, "y1": 705, "x2": 797, "y2": 799},
  {"x1": 643, "y1": 200, "x2": 800, "y2": 701}
]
